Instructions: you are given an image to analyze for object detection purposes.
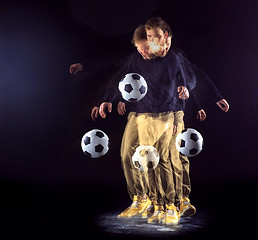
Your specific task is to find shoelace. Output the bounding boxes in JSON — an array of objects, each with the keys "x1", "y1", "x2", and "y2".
[
  {"x1": 167, "y1": 210, "x2": 176, "y2": 217},
  {"x1": 146, "y1": 205, "x2": 154, "y2": 211},
  {"x1": 153, "y1": 210, "x2": 162, "y2": 216},
  {"x1": 131, "y1": 200, "x2": 139, "y2": 208},
  {"x1": 181, "y1": 201, "x2": 191, "y2": 206}
]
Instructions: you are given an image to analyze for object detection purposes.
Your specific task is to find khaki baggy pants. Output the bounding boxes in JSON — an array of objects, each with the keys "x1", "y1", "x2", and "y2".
[
  {"x1": 120, "y1": 111, "x2": 191, "y2": 206},
  {"x1": 168, "y1": 115, "x2": 191, "y2": 206}
]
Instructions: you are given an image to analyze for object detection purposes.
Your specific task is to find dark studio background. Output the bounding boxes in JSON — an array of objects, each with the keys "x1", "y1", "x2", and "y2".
[{"x1": 0, "y1": 0, "x2": 257, "y2": 238}]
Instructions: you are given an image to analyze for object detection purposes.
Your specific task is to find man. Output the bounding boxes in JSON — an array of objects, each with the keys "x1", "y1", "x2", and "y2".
[
  {"x1": 100, "y1": 18, "x2": 229, "y2": 225},
  {"x1": 144, "y1": 17, "x2": 229, "y2": 219},
  {"x1": 144, "y1": 17, "x2": 229, "y2": 112},
  {"x1": 98, "y1": 22, "x2": 195, "y2": 225}
]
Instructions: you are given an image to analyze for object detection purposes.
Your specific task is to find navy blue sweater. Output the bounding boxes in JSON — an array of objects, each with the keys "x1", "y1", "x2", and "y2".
[{"x1": 102, "y1": 49, "x2": 196, "y2": 113}]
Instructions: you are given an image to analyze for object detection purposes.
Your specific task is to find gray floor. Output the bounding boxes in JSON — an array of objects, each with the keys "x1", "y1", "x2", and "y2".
[{"x1": 96, "y1": 211, "x2": 209, "y2": 237}]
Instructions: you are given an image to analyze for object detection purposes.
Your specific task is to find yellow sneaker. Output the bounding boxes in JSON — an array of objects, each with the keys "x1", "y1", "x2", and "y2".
[
  {"x1": 147, "y1": 205, "x2": 165, "y2": 224},
  {"x1": 179, "y1": 197, "x2": 196, "y2": 217},
  {"x1": 117, "y1": 195, "x2": 151, "y2": 218},
  {"x1": 142, "y1": 202, "x2": 155, "y2": 219},
  {"x1": 163, "y1": 204, "x2": 180, "y2": 225}
]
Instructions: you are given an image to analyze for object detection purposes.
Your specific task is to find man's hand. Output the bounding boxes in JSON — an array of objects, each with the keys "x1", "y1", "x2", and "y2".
[
  {"x1": 197, "y1": 109, "x2": 207, "y2": 121},
  {"x1": 91, "y1": 106, "x2": 99, "y2": 121},
  {"x1": 69, "y1": 63, "x2": 83, "y2": 75},
  {"x1": 178, "y1": 86, "x2": 189, "y2": 99},
  {"x1": 117, "y1": 102, "x2": 126, "y2": 115},
  {"x1": 216, "y1": 99, "x2": 229, "y2": 112},
  {"x1": 99, "y1": 102, "x2": 112, "y2": 118}
]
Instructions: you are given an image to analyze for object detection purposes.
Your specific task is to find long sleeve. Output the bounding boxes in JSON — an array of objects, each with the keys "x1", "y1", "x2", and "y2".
[
  {"x1": 174, "y1": 48, "x2": 224, "y2": 103},
  {"x1": 101, "y1": 54, "x2": 135, "y2": 103},
  {"x1": 190, "y1": 88, "x2": 203, "y2": 111},
  {"x1": 176, "y1": 52, "x2": 197, "y2": 91},
  {"x1": 192, "y1": 63, "x2": 224, "y2": 103}
]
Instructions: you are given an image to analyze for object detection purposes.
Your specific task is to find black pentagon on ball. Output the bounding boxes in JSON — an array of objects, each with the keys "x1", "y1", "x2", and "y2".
[
  {"x1": 84, "y1": 151, "x2": 92, "y2": 157},
  {"x1": 95, "y1": 131, "x2": 104, "y2": 138},
  {"x1": 95, "y1": 144, "x2": 104, "y2": 153},
  {"x1": 134, "y1": 161, "x2": 141, "y2": 169},
  {"x1": 139, "y1": 85, "x2": 146, "y2": 94},
  {"x1": 190, "y1": 133, "x2": 199, "y2": 142},
  {"x1": 84, "y1": 136, "x2": 91, "y2": 145},
  {"x1": 181, "y1": 129, "x2": 187, "y2": 134},
  {"x1": 120, "y1": 75, "x2": 126, "y2": 81},
  {"x1": 180, "y1": 139, "x2": 185, "y2": 148},
  {"x1": 128, "y1": 97, "x2": 138, "y2": 102},
  {"x1": 180, "y1": 152, "x2": 186, "y2": 157},
  {"x1": 124, "y1": 84, "x2": 133, "y2": 93},
  {"x1": 189, "y1": 148, "x2": 198, "y2": 155},
  {"x1": 147, "y1": 161, "x2": 153, "y2": 169},
  {"x1": 131, "y1": 74, "x2": 140, "y2": 80}
]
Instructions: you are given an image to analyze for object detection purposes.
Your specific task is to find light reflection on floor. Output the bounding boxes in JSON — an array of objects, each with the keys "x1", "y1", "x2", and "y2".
[{"x1": 96, "y1": 211, "x2": 208, "y2": 237}]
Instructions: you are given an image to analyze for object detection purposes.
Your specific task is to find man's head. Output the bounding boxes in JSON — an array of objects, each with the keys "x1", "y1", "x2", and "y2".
[
  {"x1": 145, "y1": 17, "x2": 172, "y2": 57},
  {"x1": 132, "y1": 25, "x2": 156, "y2": 60}
]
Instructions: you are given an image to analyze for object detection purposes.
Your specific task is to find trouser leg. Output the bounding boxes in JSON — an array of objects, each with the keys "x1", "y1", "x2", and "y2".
[
  {"x1": 136, "y1": 113, "x2": 174, "y2": 206},
  {"x1": 170, "y1": 121, "x2": 191, "y2": 204},
  {"x1": 181, "y1": 154, "x2": 191, "y2": 198},
  {"x1": 120, "y1": 113, "x2": 146, "y2": 200},
  {"x1": 156, "y1": 133, "x2": 175, "y2": 206}
]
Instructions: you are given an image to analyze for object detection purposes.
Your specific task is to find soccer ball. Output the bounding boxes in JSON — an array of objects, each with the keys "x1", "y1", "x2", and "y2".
[
  {"x1": 81, "y1": 129, "x2": 109, "y2": 158},
  {"x1": 118, "y1": 73, "x2": 147, "y2": 102},
  {"x1": 175, "y1": 128, "x2": 203, "y2": 157},
  {"x1": 132, "y1": 145, "x2": 159, "y2": 172}
]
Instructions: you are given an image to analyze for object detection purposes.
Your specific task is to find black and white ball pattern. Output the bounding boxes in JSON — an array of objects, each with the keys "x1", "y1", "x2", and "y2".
[
  {"x1": 175, "y1": 128, "x2": 203, "y2": 157},
  {"x1": 81, "y1": 129, "x2": 109, "y2": 158},
  {"x1": 118, "y1": 73, "x2": 147, "y2": 102},
  {"x1": 132, "y1": 145, "x2": 159, "y2": 172}
]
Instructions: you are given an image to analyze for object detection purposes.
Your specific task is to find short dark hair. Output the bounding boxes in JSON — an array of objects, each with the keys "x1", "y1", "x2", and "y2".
[
  {"x1": 131, "y1": 25, "x2": 147, "y2": 46},
  {"x1": 145, "y1": 17, "x2": 172, "y2": 37}
]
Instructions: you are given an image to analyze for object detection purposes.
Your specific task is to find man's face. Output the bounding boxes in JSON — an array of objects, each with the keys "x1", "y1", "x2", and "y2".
[
  {"x1": 165, "y1": 36, "x2": 172, "y2": 53},
  {"x1": 146, "y1": 27, "x2": 168, "y2": 57},
  {"x1": 135, "y1": 40, "x2": 155, "y2": 60}
]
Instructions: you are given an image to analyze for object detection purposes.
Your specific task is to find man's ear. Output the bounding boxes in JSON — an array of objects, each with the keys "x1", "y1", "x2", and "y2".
[{"x1": 164, "y1": 31, "x2": 168, "y2": 38}]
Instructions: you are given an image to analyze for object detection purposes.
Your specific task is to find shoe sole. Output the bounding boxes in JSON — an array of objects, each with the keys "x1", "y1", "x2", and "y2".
[
  {"x1": 162, "y1": 218, "x2": 179, "y2": 225},
  {"x1": 117, "y1": 200, "x2": 151, "y2": 219},
  {"x1": 180, "y1": 207, "x2": 196, "y2": 217},
  {"x1": 147, "y1": 219, "x2": 164, "y2": 224},
  {"x1": 164, "y1": 221, "x2": 179, "y2": 226},
  {"x1": 118, "y1": 210, "x2": 148, "y2": 219}
]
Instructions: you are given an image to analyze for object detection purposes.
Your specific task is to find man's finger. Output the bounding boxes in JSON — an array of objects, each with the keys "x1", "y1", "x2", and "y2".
[
  {"x1": 91, "y1": 112, "x2": 95, "y2": 121},
  {"x1": 122, "y1": 104, "x2": 126, "y2": 114},
  {"x1": 200, "y1": 113, "x2": 205, "y2": 121},
  {"x1": 108, "y1": 104, "x2": 112, "y2": 113},
  {"x1": 117, "y1": 106, "x2": 122, "y2": 115},
  {"x1": 178, "y1": 87, "x2": 183, "y2": 95},
  {"x1": 201, "y1": 111, "x2": 206, "y2": 121},
  {"x1": 99, "y1": 106, "x2": 106, "y2": 118},
  {"x1": 95, "y1": 110, "x2": 98, "y2": 119}
]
